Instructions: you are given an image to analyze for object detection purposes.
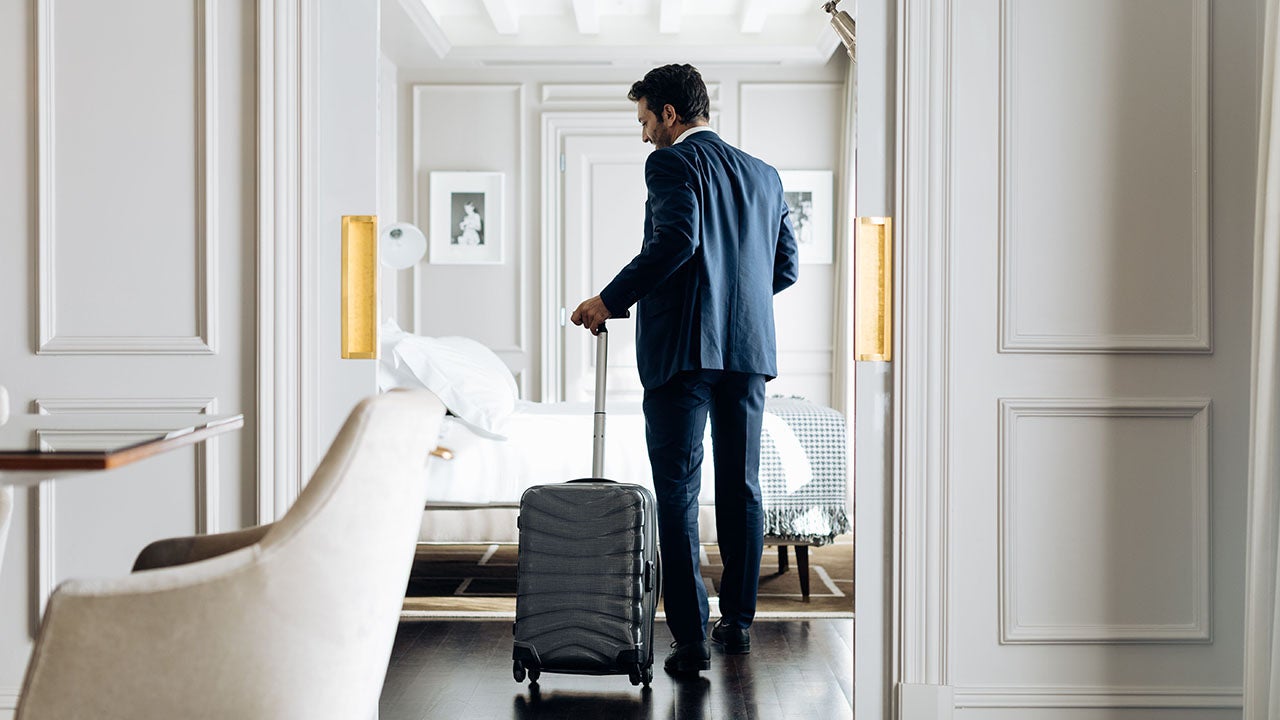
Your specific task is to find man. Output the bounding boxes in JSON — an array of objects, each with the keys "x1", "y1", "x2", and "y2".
[{"x1": 571, "y1": 64, "x2": 799, "y2": 677}]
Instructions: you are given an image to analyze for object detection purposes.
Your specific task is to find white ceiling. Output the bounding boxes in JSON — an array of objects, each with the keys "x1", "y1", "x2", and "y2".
[{"x1": 384, "y1": 0, "x2": 846, "y2": 67}]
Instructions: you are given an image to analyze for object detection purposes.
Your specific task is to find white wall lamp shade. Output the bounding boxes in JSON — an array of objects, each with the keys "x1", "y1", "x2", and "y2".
[{"x1": 380, "y1": 223, "x2": 427, "y2": 269}]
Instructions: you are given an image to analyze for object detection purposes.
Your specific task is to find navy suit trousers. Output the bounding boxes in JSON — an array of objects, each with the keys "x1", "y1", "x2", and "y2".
[{"x1": 642, "y1": 369, "x2": 767, "y2": 645}]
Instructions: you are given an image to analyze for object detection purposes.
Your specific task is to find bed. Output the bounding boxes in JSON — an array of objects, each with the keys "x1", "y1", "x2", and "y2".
[
  {"x1": 419, "y1": 395, "x2": 849, "y2": 542},
  {"x1": 379, "y1": 321, "x2": 851, "y2": 595}
]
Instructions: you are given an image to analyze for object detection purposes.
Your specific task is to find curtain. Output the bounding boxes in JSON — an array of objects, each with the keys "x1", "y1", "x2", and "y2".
[
  {"x1": 832, "y1": 52, "x2": 858, "y2": 516},
  {"x1": 1245, "y1": 0, "x2": 1280, "y2": 717},
  {"x1": 832, "y1": 58, "x2": 857, "y2": 419}
]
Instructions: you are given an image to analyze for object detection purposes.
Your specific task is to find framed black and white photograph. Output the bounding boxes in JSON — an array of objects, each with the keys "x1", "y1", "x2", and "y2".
[
  {"x1": 778, "y1": 170, "x2": 834, "y2": 265},
  {"x1": 428, "y1": 171, "x2": 504, "y2": 264}
]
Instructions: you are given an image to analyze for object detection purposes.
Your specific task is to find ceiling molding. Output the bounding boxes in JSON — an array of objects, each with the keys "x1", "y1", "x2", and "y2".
[
  {"x1": 659, "y1": 0, "x2": 683, "y2": 34},
  {"x1": 397, "y1": 0, "x2": 452, "y2": 58},
  {"x1": 481, "y1": 0, "x2": 519, "y2": 34},
  {"x1": 399, "y1": 0, "x2": 842, "y2": 67},
  {"x1": 571, "y1": 0, "x2": 599, "y2": 34},
  {"x1": 741, "y1": 0, "x2": 768, "y2": 33}
]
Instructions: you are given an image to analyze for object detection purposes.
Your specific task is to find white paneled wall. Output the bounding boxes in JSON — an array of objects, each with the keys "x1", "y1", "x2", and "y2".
[
  {"x1": 0, "y1": 0, "x2": 258, "y2": 712},
  {"x1": 898, "y1": 0, "x2": 1258, "y2": 715},
  {"x1": 393, "y1": 61, "x2": 849, "y2": 404},
  {"x1": 409, "y1": 84, "x2": 529, "y2": 394},
  {"x1": 740, "y1": 82, "x2": 844, "y2": 403}
]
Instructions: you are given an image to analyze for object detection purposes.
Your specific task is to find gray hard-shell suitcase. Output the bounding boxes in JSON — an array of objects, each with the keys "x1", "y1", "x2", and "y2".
[{"x1": 512, "y1": 320, "x2": 661, "y2": 688}]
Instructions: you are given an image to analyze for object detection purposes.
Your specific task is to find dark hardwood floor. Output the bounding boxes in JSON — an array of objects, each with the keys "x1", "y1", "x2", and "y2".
[{"x1": 379, "y1": 619, "x2": 853, "y2": 720}]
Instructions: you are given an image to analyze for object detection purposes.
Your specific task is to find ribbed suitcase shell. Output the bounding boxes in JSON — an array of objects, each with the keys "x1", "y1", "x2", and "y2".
[{"x1": 512, "y1": 480, "x2": 659, "y2": 682}]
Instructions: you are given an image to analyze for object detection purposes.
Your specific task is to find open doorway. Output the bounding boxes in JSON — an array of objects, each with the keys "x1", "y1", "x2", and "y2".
[{"x1": 372, "y1": 1, "x2": 868, "y2": 718}]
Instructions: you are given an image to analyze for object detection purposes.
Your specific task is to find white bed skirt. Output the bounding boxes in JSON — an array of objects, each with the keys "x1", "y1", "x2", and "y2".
[{"x1": 417, "y1": 504, "x2": 722, "y2": 545}]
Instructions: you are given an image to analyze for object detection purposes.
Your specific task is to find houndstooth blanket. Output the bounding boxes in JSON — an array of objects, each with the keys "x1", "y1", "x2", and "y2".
[{"x1": 759, "y1": 397, "x2": 851, "y2": 545}]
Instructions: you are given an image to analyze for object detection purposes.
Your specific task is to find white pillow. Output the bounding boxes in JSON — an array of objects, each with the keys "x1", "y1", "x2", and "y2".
[{"x1": 378, "y1": 319, "x2": 517, "y2": 439}]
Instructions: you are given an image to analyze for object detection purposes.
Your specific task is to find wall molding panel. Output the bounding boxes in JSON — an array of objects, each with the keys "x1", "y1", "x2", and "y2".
[
  {"x1": 32, "y1": 397, "x2": 218, "y2": 625},
  {"x1": 34, "y1": 396, "x2": 216, "y2": 415},
  {"x1": 37, "y1": 0, "x2": 218, "y2": 356},
  {"x1": 410, "y1": 84, "x2": 527, "y2": 357},
  {"x1": 998, "y1": 397, "x2": 1211, "y2": 643},
  {"x1": 738, "y1": 81, "x2": 844, "y2": 157},
  {"x1": 998, "y1": 0, "x2": 1210, "y2": 353}
]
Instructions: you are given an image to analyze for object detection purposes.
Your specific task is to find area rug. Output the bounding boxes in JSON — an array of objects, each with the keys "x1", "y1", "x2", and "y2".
[{"x1": 402, "y1": 534, "x2": 853, "y2": 619}]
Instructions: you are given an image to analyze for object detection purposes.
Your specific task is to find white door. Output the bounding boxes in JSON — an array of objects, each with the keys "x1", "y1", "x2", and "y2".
[
  {"x1": 899, "y1": 0, "x2": 1259, "y2": 715},
  {"x1": 558, "y1": 118, "x2": 651, "y2": 403},
  {"x1": 309, "y1": 0, "x2": 381, "y2": 476}
]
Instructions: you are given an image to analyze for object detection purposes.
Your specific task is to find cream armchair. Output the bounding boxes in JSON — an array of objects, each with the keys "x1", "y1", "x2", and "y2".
[
  {"x1": 0, "y1": 486, "x2": 11, "y2": 575},
  {"x1": 15, "y1": 389, "x2": 447, "y2": 720},
  {"x1": 0, "y1": 385, "x2": 11, "y2": 576}
]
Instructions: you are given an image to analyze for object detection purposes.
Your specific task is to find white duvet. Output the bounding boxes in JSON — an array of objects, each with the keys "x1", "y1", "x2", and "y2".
[
  {"x1": 422, "y1": 400, "x2": 686, "y2": 506},
  {"x1": 423, "y1": 399, "x2": 820, "y2": 507}
]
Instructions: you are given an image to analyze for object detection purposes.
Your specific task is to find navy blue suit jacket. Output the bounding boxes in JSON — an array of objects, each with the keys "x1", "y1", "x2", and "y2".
[{"x1": 599, "y1": 130, "x2": 799, "y2": 390}]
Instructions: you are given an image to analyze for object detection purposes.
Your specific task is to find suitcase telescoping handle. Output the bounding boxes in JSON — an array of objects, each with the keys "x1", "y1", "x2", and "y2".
[{"x1": 592, "y1": 311, "x2": 629, "y2": 478}]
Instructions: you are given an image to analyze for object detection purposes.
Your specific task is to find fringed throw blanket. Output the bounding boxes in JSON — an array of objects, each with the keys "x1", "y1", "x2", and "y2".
[{"x1": 758, "y1": 397, "x2": 851, "y2": 546}]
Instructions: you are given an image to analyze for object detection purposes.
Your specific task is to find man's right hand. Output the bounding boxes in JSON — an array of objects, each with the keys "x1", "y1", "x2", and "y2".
[{"x1": 570, "y1": 295, "x2": 612, "y2": 335}]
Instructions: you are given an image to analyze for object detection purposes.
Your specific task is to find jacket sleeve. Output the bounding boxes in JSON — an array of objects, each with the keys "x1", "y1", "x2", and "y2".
[
  {"x1": 773, "y1": 194, "x2": 799, "y2": 294},
  {"x1": 599, "y1": 149, "x2": 700, "y2": 315}
]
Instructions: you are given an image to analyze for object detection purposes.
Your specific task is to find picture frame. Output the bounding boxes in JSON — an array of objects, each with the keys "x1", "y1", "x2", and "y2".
[
  {"x1": 428, "y1": 171, "x2": 505, "y2": 265},
  {"x1": 778, "y1": 170, "x2": 834, "y2": 265}
]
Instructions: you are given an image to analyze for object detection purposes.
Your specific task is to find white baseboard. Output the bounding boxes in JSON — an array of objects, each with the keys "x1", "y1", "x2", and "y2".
[
  {"x1": 952, "y1": 685, "x2": 1244, "y2": 709},
  {"x1": 0, "y1": 686, "x2": 17, "y2": 719},
  {"x1": 899, "y1": 683, "x2": 955, "y2": 720}
]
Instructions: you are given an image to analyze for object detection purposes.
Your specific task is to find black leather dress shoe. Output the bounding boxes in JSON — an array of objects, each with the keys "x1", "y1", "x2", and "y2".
[
  {"x1": 710, "y1": 618, "x2": 751, "y2": 654},
  {"x1": 663, "y1": 640, "x2": 711, "y2": 676}
]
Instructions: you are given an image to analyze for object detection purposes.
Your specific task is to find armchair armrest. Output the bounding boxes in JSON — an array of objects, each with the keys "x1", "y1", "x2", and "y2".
[{"x1": 132, "y1": 524, "x2": 273, "y2": 572}]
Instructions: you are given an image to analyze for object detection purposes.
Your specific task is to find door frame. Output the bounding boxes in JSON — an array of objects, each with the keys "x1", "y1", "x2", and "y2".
[
  {"x1": 257, "y1": 0, "x2": 380, "y2": 521},
  {"x1": 268, "y1": 9, "x2": 910, "y2": 716},
  {"x1": 256, "y1": 0, "x2": 307, "y2": 523},
  {"x1": 540, "y1": 111, "x2": 638, "y2": 402},
  {"x1": 892, "y1": 0, "x2": 948, "y2": 702}
]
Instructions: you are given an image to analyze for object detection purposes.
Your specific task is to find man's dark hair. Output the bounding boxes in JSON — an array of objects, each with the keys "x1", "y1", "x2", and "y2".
[{"x1": 628, "y1": 64, "x2": 710, "y2": 124}]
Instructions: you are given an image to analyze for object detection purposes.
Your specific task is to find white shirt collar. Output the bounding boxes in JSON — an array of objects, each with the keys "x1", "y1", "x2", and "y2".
[{"x1": 674, "y1": 126, "x2": 715, "y2": 144}]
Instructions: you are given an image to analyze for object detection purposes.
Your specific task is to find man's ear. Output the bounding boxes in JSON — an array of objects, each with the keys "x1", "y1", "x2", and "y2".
[{"x1": 663, "y1": 104, "x2": 678, "y2": 125}]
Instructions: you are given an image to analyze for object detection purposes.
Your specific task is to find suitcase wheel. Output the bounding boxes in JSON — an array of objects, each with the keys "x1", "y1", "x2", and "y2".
[
  {"x1": 628, "y1": 663, "x2": 652, "y2": 687},
  {"x1": 528, "y1": 668, "x2": 540, "y2": 684},
  {"x1": 513, "y1": 661, "x2": 526, "y2": 683}
]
